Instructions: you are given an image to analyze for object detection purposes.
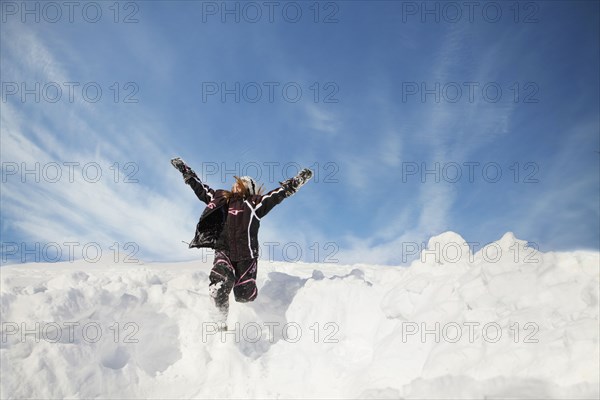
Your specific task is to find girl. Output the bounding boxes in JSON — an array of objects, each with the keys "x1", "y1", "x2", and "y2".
[{"x1": 171, "y1": 158, "x2": 312, "y2": 329}]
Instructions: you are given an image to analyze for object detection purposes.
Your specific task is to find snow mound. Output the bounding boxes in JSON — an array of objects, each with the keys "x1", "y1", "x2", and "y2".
[{"x1": 1, "y1": 232, "x2": 598, "y2": 399}]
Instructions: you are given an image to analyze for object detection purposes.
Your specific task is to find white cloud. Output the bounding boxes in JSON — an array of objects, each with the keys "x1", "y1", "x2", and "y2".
[
  {"x1": 305, "y1": 103, "x2": 340, "y2": 135},
  {"x1": 379, "y1": 130, "x2": 403, "y2": 168},
  {"x1": 332, "y1": 24, "x2": 521, "y2": 265},
  {"x1": 1, "y1": 24, "x2": 200, "y2": 263}
]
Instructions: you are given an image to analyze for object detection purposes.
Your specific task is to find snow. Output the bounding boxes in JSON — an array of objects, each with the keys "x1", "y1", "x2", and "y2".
[{"x1": 1, "y1": 232, "x2": 598, "y2": 399}]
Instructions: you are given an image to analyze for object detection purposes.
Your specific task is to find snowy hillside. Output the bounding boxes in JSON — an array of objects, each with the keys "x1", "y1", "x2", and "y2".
[{"x1": 1, "y1": 232, "x2": 598, "y2": 399}]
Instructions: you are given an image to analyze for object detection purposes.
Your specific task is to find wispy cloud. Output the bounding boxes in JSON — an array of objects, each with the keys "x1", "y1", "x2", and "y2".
[
  {"x1": 305, "y1": 103, "x2": 340, "y2": 136},
  {"x1": 1, "y1": 24, "x2": 199, "y2": 263},
  {"x1": 333, "y1": 23, "x2": 522, "y2": 264}
]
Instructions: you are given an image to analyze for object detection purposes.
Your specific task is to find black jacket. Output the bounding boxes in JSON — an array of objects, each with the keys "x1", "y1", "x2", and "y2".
[{"x1": 186, "y1": 176, "x2": 289, "y2": 261}]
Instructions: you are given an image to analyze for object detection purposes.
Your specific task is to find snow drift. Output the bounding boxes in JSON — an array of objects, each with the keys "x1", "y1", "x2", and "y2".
[{"x1": 1, "y1": 232, "x2": 598, "y2": 399}]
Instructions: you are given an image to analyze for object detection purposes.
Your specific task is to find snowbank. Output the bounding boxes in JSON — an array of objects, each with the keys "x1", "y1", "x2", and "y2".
[{"x1": 1, "y1": 232, "x2": 598, "y2": 399}]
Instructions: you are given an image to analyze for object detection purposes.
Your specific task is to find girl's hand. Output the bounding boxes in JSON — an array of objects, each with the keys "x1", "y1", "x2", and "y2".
[
  {"x1": 281, "y1": 168, "x2": 313, "y2": 196},
  {"x1": 171, "y1": 157, "x2": 198, "y2": 183}
]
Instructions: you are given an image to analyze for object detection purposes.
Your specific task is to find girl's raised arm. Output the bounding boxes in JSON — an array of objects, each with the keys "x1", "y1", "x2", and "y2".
[
  {"x1": 171, "y1": 157, "x2": 216, "y2": 204},
  {"x1": 253, "y1": 168, "x2": 313, "y2": 218}
]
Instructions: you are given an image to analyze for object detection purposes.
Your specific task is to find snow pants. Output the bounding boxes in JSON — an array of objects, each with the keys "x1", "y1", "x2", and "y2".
[{"x1": 208, "y1": 250, "x2": 258, "y2": 320}]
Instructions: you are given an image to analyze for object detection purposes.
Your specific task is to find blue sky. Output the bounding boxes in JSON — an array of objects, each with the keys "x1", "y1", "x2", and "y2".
[{"x1": 1, "y1": 1, "x2": 599, "y2": 265}]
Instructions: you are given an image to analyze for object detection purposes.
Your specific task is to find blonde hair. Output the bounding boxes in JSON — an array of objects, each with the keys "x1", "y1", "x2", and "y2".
[{"x1": 223, "y1": 176, "x2": 264, "y2": 200}]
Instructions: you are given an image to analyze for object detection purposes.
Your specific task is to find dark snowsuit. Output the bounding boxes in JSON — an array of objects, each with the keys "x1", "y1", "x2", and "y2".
[{"x1": 185, "y1": 176, "x2": 290, "y2": 310}]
